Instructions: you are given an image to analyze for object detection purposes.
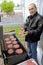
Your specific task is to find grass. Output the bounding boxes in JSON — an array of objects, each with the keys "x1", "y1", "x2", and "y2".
[{"x1": 3, "y1": 26, "x2": 25, "y2": 43}]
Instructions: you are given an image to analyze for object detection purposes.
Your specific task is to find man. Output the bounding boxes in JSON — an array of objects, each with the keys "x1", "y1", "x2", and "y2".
[{"x1": 19, "y1": 3, "x2": 43, "y2": 64}]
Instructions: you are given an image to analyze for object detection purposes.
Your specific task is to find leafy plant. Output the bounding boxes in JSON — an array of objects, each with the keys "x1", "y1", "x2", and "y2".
[{"x1": 1, "y1": 0, "x2": 14, "y2": 13}]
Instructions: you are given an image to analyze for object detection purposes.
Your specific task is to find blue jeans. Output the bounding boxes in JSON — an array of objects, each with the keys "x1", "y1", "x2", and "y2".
[{"x1": 27, "y1": 41, "x2": 38, "y2": 62}]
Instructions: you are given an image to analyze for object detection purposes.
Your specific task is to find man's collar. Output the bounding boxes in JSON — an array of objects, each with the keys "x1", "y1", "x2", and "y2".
[{"x1": 30, "y1": 12, "x2": 38, "y2": 18}]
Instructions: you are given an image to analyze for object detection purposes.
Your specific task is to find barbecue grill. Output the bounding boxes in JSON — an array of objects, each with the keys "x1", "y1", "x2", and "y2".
[{"x1": 0, "y1": 25, "x2": 29, "y2": 65}]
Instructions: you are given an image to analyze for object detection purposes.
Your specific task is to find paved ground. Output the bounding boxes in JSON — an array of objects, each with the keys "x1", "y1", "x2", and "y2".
[{"x1": 1, "y1": 12, "x2": 24, "y2": 26}]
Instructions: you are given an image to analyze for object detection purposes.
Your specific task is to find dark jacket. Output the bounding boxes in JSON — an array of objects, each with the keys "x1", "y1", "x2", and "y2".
[{"x1": 24, "y1": 12, "x2": 43, "y2": 42}]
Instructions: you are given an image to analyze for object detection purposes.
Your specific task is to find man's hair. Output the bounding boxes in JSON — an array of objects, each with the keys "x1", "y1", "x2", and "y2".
[{"x1": 29, "y1": 3, "x2": 37, "y2": 8}]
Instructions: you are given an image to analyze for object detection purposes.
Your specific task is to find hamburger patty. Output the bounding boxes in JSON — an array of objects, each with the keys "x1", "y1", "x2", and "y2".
[
  {"x1": 27, "y1": 60, "x2": 36, "y2": 65},
  {"x1": 7, "y1": 44, "x2": 13, "y2": 49},
  {"x1": 12, "y1": 41, "x2": 17, "y2": 45},
  {"x1": 5, "y1": 41, "x2": 11, "y2": 45},
  {"x1": 11, "y1": 38, "x2": 16, "y2": 41},
  {"x1": 7, "y1": 49, "x2": 14, "y2": 54},
  {"x1": 4, "y1": 38, "x2": 10, "y2": 41},
  {"x1": 15, "y1": 48, "x2": 23, "y2": 54},
  {"x1": 13, "y1": 44, "x2": 20, "y2": 49}
]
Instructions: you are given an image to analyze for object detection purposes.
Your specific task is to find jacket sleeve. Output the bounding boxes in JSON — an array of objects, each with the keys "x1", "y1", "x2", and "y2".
[
  {"x1": 24, "y1": 22, "x2": 28, "y2": 31},
  {"x1": 24, "y1": 16, "x2": 30, "y2": 31},
  {"x1": 27, "y1": 18, "x2": 43, "y2": 35}
]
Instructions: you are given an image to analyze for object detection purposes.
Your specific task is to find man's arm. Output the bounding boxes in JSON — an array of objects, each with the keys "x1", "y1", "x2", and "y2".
[{"x1": 27, "y1": 18, "x2": 43, "y2": 35}]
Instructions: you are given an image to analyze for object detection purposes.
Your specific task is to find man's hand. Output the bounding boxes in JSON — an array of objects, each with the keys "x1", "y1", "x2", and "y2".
[
  {"x1": 24, "y1": 31, "x2": 28, "y2": 36},
  {"x1": 19, "y1": 28, "x2": 25, "y2": 35},
  {"x1": 19, "y1": 28, "x2": 29, "y2": 37},
  {"x1": 20, "y1": 31, "x2": 28, "y2": 37}
]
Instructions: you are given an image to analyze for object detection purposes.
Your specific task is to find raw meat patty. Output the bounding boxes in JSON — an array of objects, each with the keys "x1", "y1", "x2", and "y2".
[
  {"x1": 4, "y1": 38, "x2": 10, "y2": 41},
  {"x1": 11, "y1": 38, "x2": 16, "y2": 41},
  {"x1": 15, "y1": 48, "x2": 23, "y2": 54},
  {"x1": 8, "y1": 49, "x2": 14, "y2": 54},
  {"x1": 12, "y1": 41, "x2": 17, "y2": 45},
  {"x1": 13, "y1": 44, "x2": 20, "y2": 49},
  {"x1": 27, "y1": 60, "x2": 36, "y2": 65},
  {"x1": 7, "y1": 44, "x2": 13, "y2": 49},
  {"x1": 5, "y1": 41, "x2": 11, "y2": 45},
  {"x1": 10, "y1": 35, "x2": 14, "y2": 39}
]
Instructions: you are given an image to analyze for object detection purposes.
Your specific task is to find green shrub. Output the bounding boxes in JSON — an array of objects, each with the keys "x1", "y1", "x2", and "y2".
[{"x1": 1, "y1": 0, "x2": 14, "y2": 13}]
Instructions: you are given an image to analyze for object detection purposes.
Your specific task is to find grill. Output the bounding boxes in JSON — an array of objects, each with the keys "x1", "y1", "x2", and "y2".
[{"x1": 0, "y1": 26, "x2": 29, "y2": 65}]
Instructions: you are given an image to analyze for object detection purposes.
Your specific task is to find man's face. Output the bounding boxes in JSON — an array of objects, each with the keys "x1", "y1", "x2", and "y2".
[{"x1": 28, "y1": 4, "x2": 37, "y2": 16}]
